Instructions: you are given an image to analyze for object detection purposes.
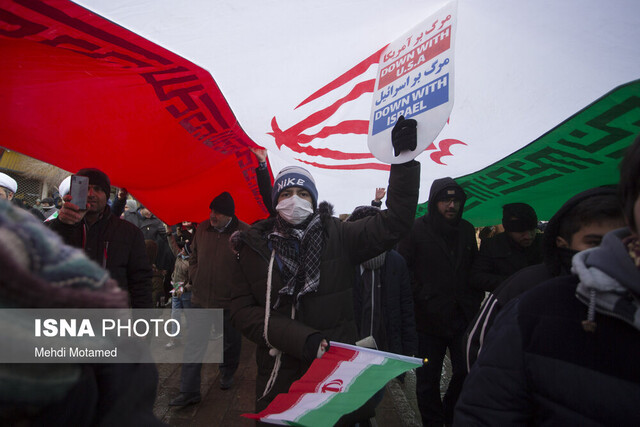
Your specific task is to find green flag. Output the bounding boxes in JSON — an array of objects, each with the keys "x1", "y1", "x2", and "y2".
[{"x1": 416, "y1": 80, "x2": 640, "y2": 226}]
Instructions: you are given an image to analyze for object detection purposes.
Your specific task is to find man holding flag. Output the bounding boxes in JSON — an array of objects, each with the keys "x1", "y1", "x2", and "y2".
[{"x1": 231, "y1": 117, "x2": 420, "y2": 423}]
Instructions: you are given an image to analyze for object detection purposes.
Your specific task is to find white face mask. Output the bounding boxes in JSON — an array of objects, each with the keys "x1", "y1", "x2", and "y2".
[{"x1": 276, "y1": 195, "x2": 314, "y2": 225}]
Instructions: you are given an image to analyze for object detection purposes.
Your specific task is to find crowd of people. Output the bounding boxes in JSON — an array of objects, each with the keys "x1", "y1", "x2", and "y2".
[{"x1": 1, "y1": 125, "x2": 639, "y2": 426}]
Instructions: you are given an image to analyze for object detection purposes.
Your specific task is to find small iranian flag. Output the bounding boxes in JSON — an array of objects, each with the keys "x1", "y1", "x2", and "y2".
[{"x1": 243, "y1": 341, "x2": 424, "y2": 426}]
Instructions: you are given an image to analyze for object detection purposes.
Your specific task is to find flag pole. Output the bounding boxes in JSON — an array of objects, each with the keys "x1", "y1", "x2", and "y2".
[{"x1": 329, "y1": 341, "x2": 428, "y2": 366}]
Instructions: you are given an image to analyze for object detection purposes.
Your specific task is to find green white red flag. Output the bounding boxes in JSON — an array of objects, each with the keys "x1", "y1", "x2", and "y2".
[{"x1": 243, "y1": 342, "x2": 424, "y2": 426}]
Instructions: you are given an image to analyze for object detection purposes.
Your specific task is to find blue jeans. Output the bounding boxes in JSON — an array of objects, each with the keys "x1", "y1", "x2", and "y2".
[{"x1": 170, "y1": 291, "x2": 192, "y2": 334}]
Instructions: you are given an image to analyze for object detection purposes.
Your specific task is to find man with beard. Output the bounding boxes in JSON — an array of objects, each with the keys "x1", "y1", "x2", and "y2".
[
  {"x1": 0, "y1": 172, "x2": 17, "y2": 201},
  {"x1": 398, "y1": 178, "x2": 483, "y2": 427},
  {"x1": 48, "y1": 168, "x2": 152, "y2": 308}
]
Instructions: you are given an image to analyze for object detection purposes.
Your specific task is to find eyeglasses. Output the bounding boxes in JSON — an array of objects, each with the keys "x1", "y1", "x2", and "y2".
[{"x1": 440, "y1": 198, "x2": 460, "y2": 205}]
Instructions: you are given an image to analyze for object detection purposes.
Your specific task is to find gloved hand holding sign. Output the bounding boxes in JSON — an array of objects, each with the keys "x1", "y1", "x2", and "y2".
[{"x1": 391, "y1": 115, "x2": 417, "y2": 157}]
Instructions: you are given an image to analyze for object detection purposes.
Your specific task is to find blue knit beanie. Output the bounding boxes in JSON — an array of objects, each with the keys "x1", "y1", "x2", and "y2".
[{"x1": 272, "y1": 166, "x2": 318, "y2": 208}]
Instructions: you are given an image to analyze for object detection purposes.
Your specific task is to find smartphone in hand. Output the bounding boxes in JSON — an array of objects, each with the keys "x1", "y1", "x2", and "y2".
[{"x1": 70, "y1": 175, "x2": 89, "y2": 210}]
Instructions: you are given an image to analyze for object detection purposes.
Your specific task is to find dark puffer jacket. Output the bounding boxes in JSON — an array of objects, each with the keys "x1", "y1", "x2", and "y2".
[
  {"x1": 464, "y1": 187, "x2": 618, "y2": 371},
  {"x1": 398, "y1": 177, "x2": 482, "y2": 337},
  {"x1": 231, "y1": 161, "x2": 420, "y2": 410},
  {"x1": 48, "y1": 206, "x2": 152, "y2": 308},
  {"x1": 455, "y1": 276, "x2": 640, "y2": 426},
  {"x1": 457, "y1": 227, "x2": 640, "y2": 425}
]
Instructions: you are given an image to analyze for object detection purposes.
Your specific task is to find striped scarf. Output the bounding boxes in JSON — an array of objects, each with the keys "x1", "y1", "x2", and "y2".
[{"x1": 268, "y1": 213, "x2": 323, "y2": 308}]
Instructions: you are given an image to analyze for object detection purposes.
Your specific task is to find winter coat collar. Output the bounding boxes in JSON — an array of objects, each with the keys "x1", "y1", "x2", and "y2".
[
  {"x1": 206, "y1": 215, "x2": 240, "y2": 234},
  {"x1": 573, "y1": 228, "x2": 640, "y2": 331}
]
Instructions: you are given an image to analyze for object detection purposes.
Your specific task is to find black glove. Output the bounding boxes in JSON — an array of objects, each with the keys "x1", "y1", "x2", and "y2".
[
  {"x1": 303, "y1": 333, "x2": 328, "y2": 363},
  {"x1": 391, "y1": 115, "x2": 417, "y2": 157}
]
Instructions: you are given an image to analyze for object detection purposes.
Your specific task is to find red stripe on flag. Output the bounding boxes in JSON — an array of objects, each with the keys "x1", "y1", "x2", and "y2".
[
  {"x1": 289, "y1": 345, "x2": 358, "y2": 394},
  {"x1": 296, "y1": 46, "x2": 385, "y2": 109},
  {"x1": 243, "y1": 346, "x2": 359, "y2": 420},
  {"x1": 274, "y1": 80, "x2": 376, "y2": 142},
  {"x1": 243, "y1": 392, "x2": 307, "y2": 420},
  {"x1": 295, "y1": 120, "x2": 370, "y2": 145},
  {"x1": 297, "y1": 159, "x2": 391, "y2": 171},
  {"x1": 283, "y1": 142, "x2": 375, "y2": 160}
]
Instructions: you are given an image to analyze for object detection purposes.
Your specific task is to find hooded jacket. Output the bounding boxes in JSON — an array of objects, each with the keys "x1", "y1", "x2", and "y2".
[
  {"x1": 230, "y1": 161, "x2": 420, "y2": 410},
  {"x1": 398, "y1": 177, "x2": 482, "y2": 337},
  {"x1": 464, "y1": 187, "x2": 617, "y2": 371},
  {"x1": 455, "y1": 227, "x2": 640, "y2": 426}
]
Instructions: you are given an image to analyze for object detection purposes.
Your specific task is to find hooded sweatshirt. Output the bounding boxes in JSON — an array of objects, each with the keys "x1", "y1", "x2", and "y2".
[
  {"x1": 398, "y1": 177, "x2": 482, "y2": 336},
  {"x1": 455, "y1": 227, "x2": 640, "y2": 425},
  {"x1": 498, "y1": 186, "x2": 618, "y2": 302},
  {"x1": 573, "y1": 227, "x2": 640, "y2": 331},
  {"x1": 464, "y1": 186, "x2": 619, "y2": 371}
]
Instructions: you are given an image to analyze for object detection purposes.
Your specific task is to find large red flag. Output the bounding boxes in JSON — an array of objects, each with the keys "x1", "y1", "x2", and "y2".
[{"x1": 0, "y1": 0, "x2": 269, "y2": 225}]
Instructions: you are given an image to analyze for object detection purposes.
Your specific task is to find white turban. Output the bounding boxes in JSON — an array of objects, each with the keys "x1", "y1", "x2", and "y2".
[{"x1": 0, "y1": 172, "x2": 17, "y2": 193}]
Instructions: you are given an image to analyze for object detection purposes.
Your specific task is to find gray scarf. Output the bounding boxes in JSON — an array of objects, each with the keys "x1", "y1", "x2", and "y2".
[{"x1": 573, "y1": 229, "x2": 640, "y2": 332}]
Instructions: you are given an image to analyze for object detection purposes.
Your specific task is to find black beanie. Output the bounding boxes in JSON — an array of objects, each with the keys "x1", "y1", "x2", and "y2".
[
  {"x1": 502, "y1": 203, "x2": 537, "y2": 232},
  {"x1": 209, "y1": 191, "x2": 235, "y2": 217},
  {"x1": 77, "y1": 168, "x2": 111, "y2": 196}
]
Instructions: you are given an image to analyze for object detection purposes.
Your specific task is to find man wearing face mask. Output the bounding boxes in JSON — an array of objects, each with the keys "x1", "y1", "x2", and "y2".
[{"x1": 231, "y1": 116, "x2": 420, "y2": 423}]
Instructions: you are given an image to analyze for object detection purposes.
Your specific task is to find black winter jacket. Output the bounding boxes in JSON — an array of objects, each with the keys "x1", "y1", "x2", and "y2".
[
  {"x1": 398, "y1": 177, "x2": 482, "y2": 337},
  {"x1": 352, "y1": 249, "x2": 418, "y2": 357},
  {"x1": 231, "y1": 161, "x2": 420, "y2": 410},
  {"x1": 471, "y1": 232, "x2": 543, "y2": 292},
  {"x1": 455, "y1": 277, "x2": 640, "y2": 426},
  {"x1": 48, "y1": 206, "x2": 153, "y2": 308},
  {"x1": 464, "y1": 186, "x2": 618, "y2": 371}
]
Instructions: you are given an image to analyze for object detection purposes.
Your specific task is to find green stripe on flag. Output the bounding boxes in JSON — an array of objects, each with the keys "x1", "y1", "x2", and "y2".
[
  {"x1": 295, "y1": 358, "x2": 417, "y2": 427},
  {"x1": 416, "y1": 80, "x2": 640, "y2": 226}
]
